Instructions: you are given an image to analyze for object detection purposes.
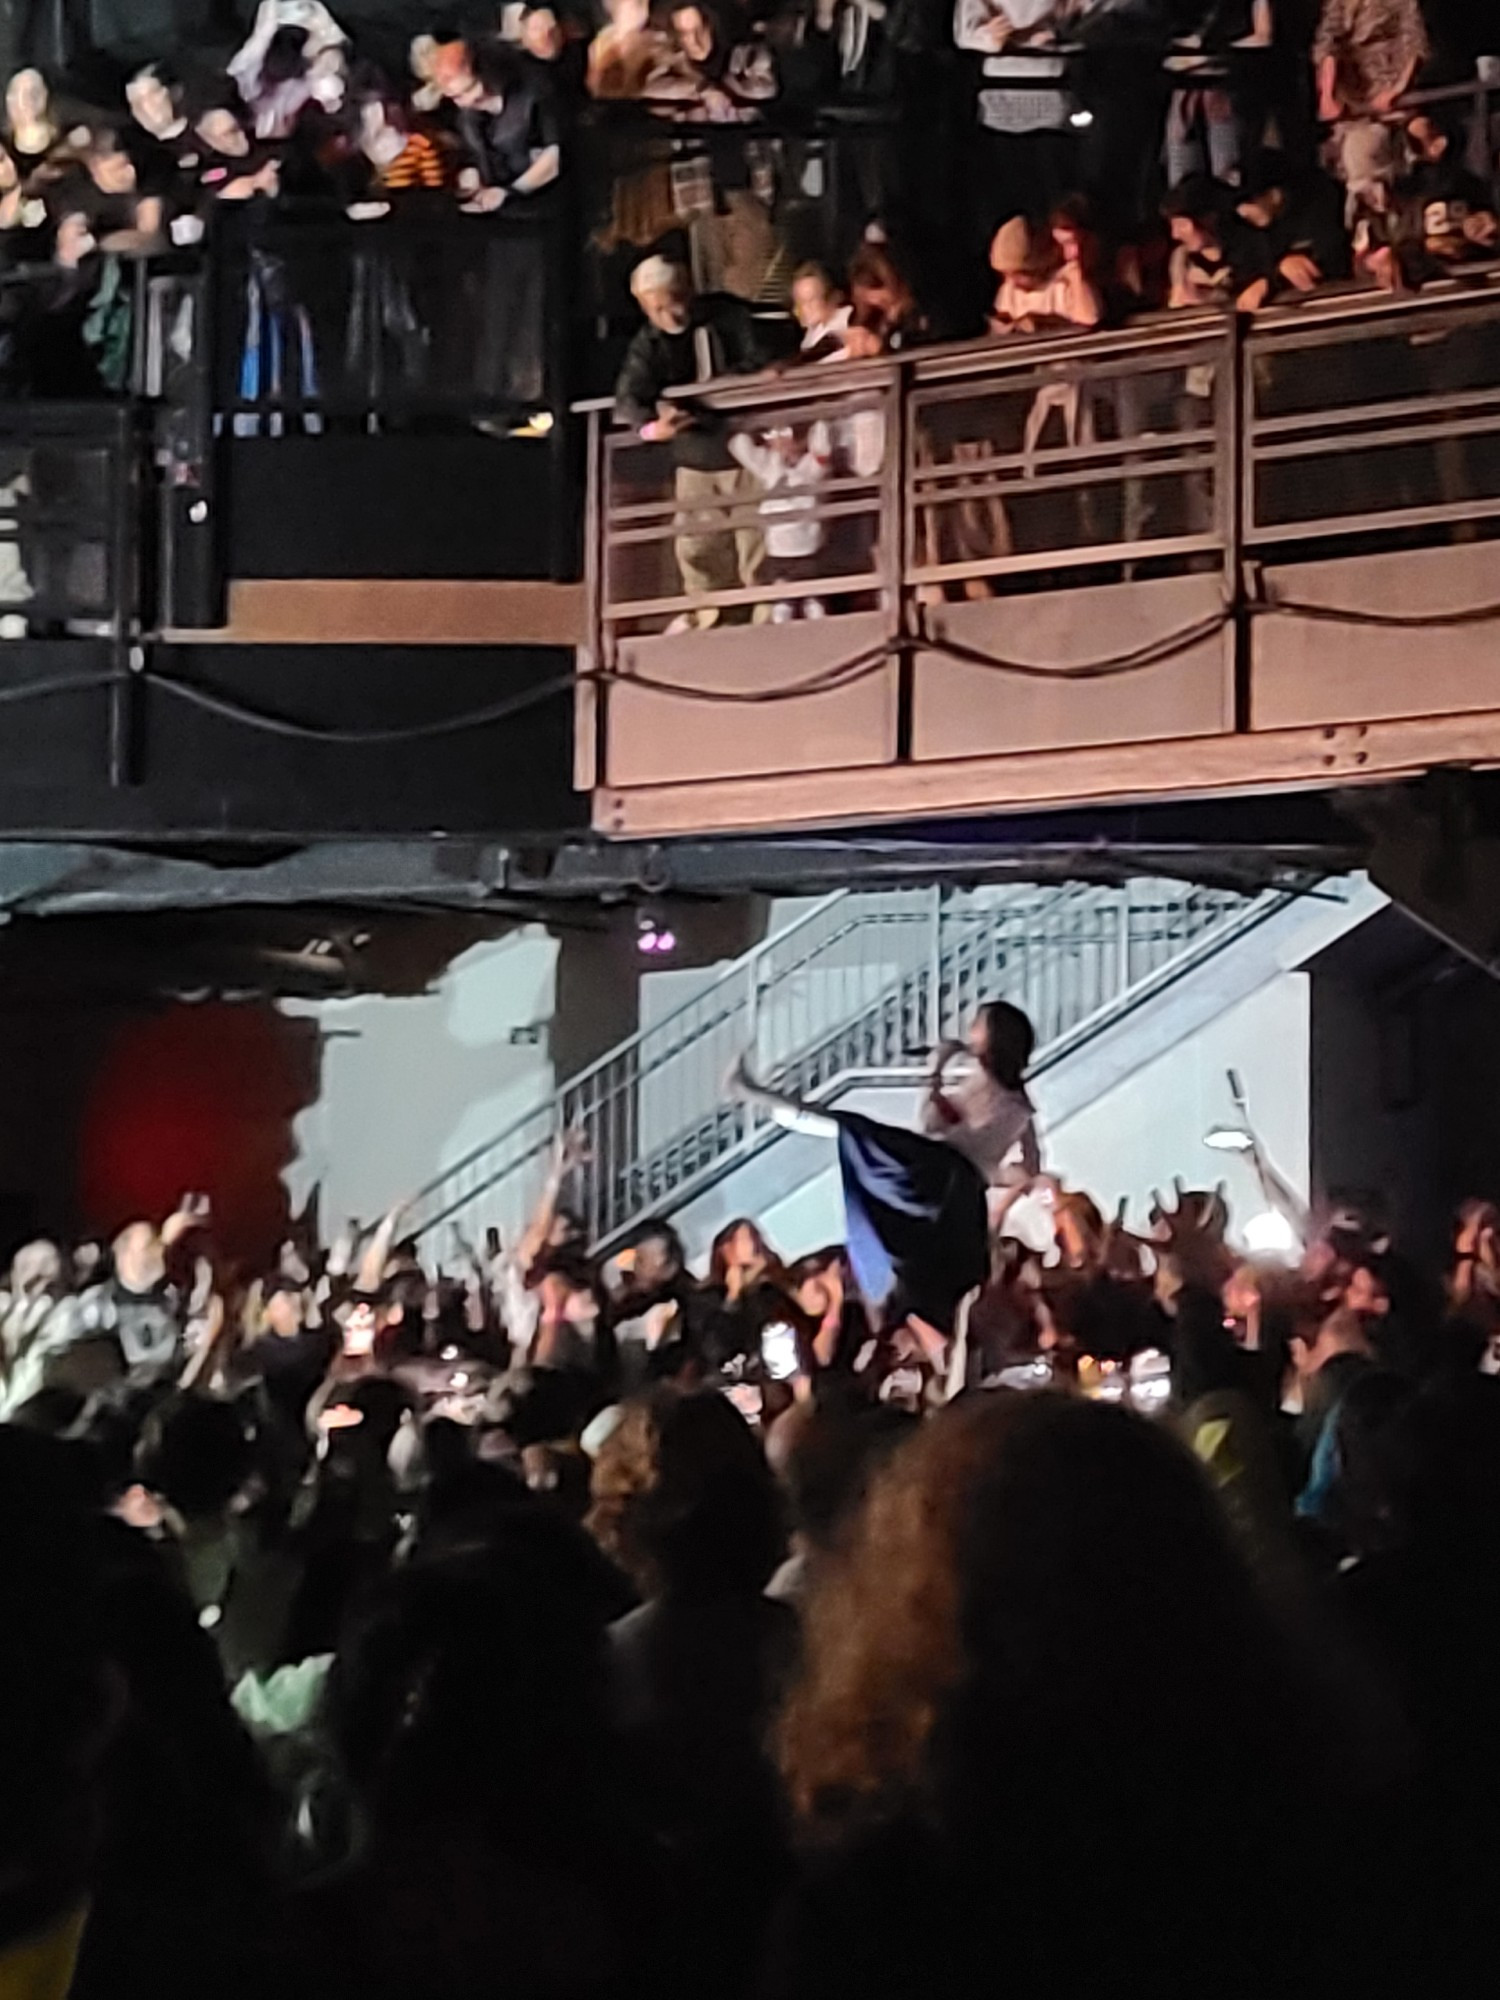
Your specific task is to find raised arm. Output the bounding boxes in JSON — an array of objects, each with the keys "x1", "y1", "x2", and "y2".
[
  {"x1": 517, "y1": 1128, "x2": 589, "y2": 1277},
  {"x1": 354, "y1": 1199, "x2": 410, "y2": 1296}
]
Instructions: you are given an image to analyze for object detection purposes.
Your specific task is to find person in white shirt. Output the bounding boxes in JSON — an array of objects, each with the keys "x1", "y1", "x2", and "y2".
[
  {"x1": 791, "y1": 263, "x2": 853, "y2": 364},
  {"x1": 728, "y1": 424, "x2": 831, "y2": 620},
  {"x1": 921, "y1": 1003, "x2": 1041, "y2": 1190},
  {"x1": 0, "y1": 1241, "x2": 79, "y2": 1419}
]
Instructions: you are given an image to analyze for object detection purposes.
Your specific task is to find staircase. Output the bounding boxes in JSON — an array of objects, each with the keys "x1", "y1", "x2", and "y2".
[{"x1": 408, "y1": 879, "x2": 1290, "y2": 1257}]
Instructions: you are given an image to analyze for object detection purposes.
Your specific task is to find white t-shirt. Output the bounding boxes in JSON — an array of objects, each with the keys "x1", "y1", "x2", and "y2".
[{"x1": 923, "y1": 1067, "x2": 1040, "y2": 1185}]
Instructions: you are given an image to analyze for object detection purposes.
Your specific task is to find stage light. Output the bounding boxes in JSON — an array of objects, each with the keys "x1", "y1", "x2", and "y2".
[
  {"x1": 636, "y1": 908, "x2": 677, "y2": 956},
  {"x1": 1069, "y1": 107, "x2": 1094, "y2": 127},
  {"x1": 1204, "y1": 1123, "x2": 1256, "y2": 1153},
  {"x1": 1243, "y1": 1208, "x2": 1299, "y2": 1258}
]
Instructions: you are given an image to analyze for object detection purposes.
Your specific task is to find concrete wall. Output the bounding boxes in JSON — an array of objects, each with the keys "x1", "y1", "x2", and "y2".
[
  {"x1": 282, "y1": 928, "x2": 559, "y2": 1227},
  {"x1": 1043, "y1": 974, "x2": 1310, "y2": 1239}
]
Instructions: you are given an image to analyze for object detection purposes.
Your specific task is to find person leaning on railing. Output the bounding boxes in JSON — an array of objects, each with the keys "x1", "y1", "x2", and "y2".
[
  {"x1": 613, "y1": 253, "x2": 770, "y2": 632},
  {"x1": 443, "y1": 37, "x2": 563, "y2": 212}
]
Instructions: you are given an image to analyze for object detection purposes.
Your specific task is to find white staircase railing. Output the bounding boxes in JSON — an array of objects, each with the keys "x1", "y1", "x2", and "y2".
[{"x1": 407, "y1": 879, "x2": 1281, "y2": 1255}]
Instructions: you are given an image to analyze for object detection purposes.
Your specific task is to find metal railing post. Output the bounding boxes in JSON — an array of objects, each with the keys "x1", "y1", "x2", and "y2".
[
  {"x1": 890, "y1": 360, "x2": 913, "y2": 760},
  {"x1": 745, "y1": 942, "x2": 761, "y2": 1055},
  {"x1": 1226, "y1": 308, "x2": 1251, "y2": 733},
  {"x1": 1116, "y1": 890, "x2": 1133, "y2": 1000},
  {"x1": 926, "y1": 886, "x2": 945, "y2": 1050},
  {"x1": 107, "y1": 410, "x2": 143, "y2": 789}
]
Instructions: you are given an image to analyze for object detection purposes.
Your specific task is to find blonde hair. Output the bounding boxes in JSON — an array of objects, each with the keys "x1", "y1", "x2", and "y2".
[{"x1": 631, "y1": 254, "x2": 687, "y2": 299}]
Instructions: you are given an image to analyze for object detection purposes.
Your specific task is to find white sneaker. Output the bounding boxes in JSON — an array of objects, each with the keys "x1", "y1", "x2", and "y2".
[
  {"x1": 803, "y1": 598, "x2": 826, "y2": 619},
  {"x1": 770, "y1": 601, "x2": 794, "y2": 623},
  {"x1": 665, "y1": 613, "x2": 694, "y2": 636}
]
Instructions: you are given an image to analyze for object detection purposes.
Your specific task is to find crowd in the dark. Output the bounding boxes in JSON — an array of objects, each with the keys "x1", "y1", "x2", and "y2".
[
  {"x1": 7, "y1": 1111, "x2": 1500, "y2": 1996},
  {"x1": 2, "y1": 0, "x2": 1500, "y2": 400}
]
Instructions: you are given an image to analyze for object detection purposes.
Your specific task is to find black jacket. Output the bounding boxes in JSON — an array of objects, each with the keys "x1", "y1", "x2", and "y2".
[{"x1": 613, "y1": 292, "x2": 766, "y2": 470}]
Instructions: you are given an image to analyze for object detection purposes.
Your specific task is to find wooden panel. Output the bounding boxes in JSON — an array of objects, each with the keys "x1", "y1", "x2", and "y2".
[
  {"x1": 171, "y1": 579, "x2": 586, "y2": 648},
  {"x1": 1256, "y1": 545, "x2": 1500, "y2": 730},
  {"x1": 913, "y1": 572, "x2": 1234, "y2": 761},
  {"x1": 593, "y1": 709, "x2": 1500, "y2": 838},
  {"x1": 602, "y1": 613, "x2": 897, "y2": 790}
]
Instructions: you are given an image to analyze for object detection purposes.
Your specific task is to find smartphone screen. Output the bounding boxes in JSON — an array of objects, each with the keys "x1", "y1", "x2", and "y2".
[{"x1": 761, "y1": 1321, "x2": 800, "y2": 1382}]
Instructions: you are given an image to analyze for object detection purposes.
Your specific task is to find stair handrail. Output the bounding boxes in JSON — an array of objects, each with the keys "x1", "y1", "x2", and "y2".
[
  {"x1": 410, "y1": 878, "x2": 1273, "y2": 1249},
  {"x1": 407, "y1": 886, "x2": 879, "y2": 1235},
  {"x1": 574, "y1": 883, "x2": 1288, "y2": 1247}
]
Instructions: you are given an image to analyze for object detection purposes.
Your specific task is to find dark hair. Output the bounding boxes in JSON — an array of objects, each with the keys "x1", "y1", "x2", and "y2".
[
  {"x1": 588, "y1": 1388, "x2": 785, "y2": 1596},
  {"x1": 1162, "y1": 175, "x2": 1227, "y2": 228},
  {"x1": 328, "y1": 1537, "x2": 615, "y2": 1824},
  {"x1": 0, "y1": 1427, "x2": 112, "y2": 1949},
  {"x1": 779, "y1": 1392, "x2": 1372, "y2": 1916},
  {"x1": 472, "y1": 35, "x2": 523, "y2": 97},
  {"x1": 135, "y1": 1393, "x2": 256, "y2": 1520},
  {"x1": 848, "y1": 241, "x2": 917, "y2": 323},
  {"x1": 1241, "y1": 148, "x2": 1292, "y2": 200},
  {"x1": 793, "y1": 260, "x2": 840, "y2": 295},
  {"x1": 183, "y1": 76, "x2": 248, "y2": 128},
  {"x1": 627, "y1": 1217, "x2": 686, "y2": 1271},
  {"x1": 1048, "y1": 192, "x2": 1094, "y2": 234},
  {"x1": 780, "y1": 1400, "x2": 916, "y2": 1551},
  {"x1": 708, "y1": 1217, "x2": 785, "y2": 1289},
  {"x1": 975, "y1": 999, "x2": 1034, "y2": 1090},
  {"x1": 261, "y1": 23, "x2": 310, "y2": 86},
  {"x1": 130, "y1": 59, "x2": 184, "y2": 98},
  {"x1": 348, "y1": 59, "x2": 410, "y2": 125}
]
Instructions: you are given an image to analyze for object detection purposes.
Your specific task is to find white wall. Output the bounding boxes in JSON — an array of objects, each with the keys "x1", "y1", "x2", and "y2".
[
  {"x1": 281, "y1": 928, "x2": 558, "y2": 1225},
  {"x1": 1040, "y1": 972, "x2": 1310, "y2": 1242}
]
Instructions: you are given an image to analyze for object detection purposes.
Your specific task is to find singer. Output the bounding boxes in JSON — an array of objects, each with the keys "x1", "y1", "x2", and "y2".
[{"x1": 729, "y1": 1002, "x2": 1041, "y2": 1343}]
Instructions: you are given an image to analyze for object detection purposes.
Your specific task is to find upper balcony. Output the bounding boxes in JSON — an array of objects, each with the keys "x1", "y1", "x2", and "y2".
[{"x1": 580, "y1": 276, "x2": 1500, "y2": 838}]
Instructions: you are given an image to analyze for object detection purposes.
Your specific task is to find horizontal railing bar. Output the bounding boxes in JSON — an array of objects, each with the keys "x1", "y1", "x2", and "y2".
[
  {"x1": 910, "y1": 452, "x2": 1220, "y2": 504},
  {"x1": 907, "y1": 531, "x2": 1222, "y2": 586},
  {"x1": 581, "y1": 317, "x2": 1234, "y2": 423},
  {"x1": 905, "y1": 313, "x2": 1232, "y2": 381},
  {"x1": 910, "y1": 430, "x2": 1218, "y2": 481},
  {"x1": 1247, "y1": 492, "x2": 1500, "y2": 544},
  {"x1": 604, "y1": 572, "x2": 885, "y2": 621},
  {"x1": 604, "y1": 495, "x2": 884, "y2": 547},
  {"x1": 1251, "y1": 272, "x2": 1500, "y2": 335},
  {"x1": 906, "y1": 346, "x2": 1229, "y2": 403},
  {"x1": 1250, "y1": 412, "x2": 1500, "y2": 462},
  {"x1": 603, "y1": 394, "x2": 896, "y2": 442},
  {"x1": 607, "y1": 469, "x2": 885, "y2": 524},
  {"x1": 1247, "y1": 384, "x2": 1500, "y2": 439}
]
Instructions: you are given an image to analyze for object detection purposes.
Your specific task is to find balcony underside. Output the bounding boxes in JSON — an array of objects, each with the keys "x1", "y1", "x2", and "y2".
[{"x1": 589, "y1": 542, "x2": 1500, "y2": 837}]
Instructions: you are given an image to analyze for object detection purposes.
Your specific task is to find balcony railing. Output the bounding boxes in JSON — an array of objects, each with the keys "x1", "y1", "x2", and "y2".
[{"x1": 579, "y1": 275, "x2": 1500, "y2": 823}]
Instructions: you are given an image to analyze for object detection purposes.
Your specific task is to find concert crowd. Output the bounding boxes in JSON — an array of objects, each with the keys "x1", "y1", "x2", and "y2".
[
  {"x1": 7, "y1": 1038, "x2": 1500, "y2": 1996},
  {"x1": 3, "y1": 0, "x2": 1500, "y2": 397}
]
